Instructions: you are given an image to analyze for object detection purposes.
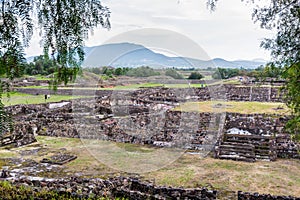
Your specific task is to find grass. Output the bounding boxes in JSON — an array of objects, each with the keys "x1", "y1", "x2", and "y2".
[
  {"x1": 0, "y1": 180, "x2": 122, "y2": 200},
  {"x1": 145, "y1": 155, "x2": 300, "y2": 197},
  {"x1": 34, "y1": 75, "x2": 52, "y2": 81},
  {"x1": 0, "y1": 150, "x2": 17, "y2": 158},
  {"x1": 19, "y1": 85, "x2": 49, "y2": 89},
  {"x1": 173, "y1": 101, "x2": 290, "y2": 115},
  {"x1": 20, "y1": 82, "x2": 208, "y2": 90},
  {"x1": 0, "y1": 136, "x2": 300, "y2": 197},
  {"x1": 114, "y1": 82, "x2": 164, "y2": 89},
  {"x1": 2, "y1": 92, "x2": 87, "y2": 106},
  {"x1": 208, "y1": 79, "x2": 241, "y2": 86},
  {"x1": 114, "y1": 83, "x2": 207, "y2": 89}
]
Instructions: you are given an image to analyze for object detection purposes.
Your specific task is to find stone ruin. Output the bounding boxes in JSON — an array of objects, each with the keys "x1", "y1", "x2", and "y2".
[
  {"x1": 16, "y1": 84, "x2": 284, "y2": 102},
  {"x1": 2, "y1": 86, "x2": 299, "y2": 161},
  {"x1": 215, "y1": 113, "x2": 299, "y2": 162},
  {"x1": 0, "y1": 86, "x2": 300, "y2": 199},
  {"x1": 0, "y1": 175, "x2": 299, "y2": 200}
]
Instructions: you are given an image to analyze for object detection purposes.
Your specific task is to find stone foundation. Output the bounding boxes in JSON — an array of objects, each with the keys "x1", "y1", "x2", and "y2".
[
  {"x1": 16, "y1": 85, "x2": 284, "y2": 102},
  {"x1": 238, "y1": 191, "x2": 300, "y2": 200},
  {"x1": 4, "y1": 97, "x2": 299, "y2": 160},
  {"x1": 0, "y1": 176, "x2": 299, "y2": 200}
]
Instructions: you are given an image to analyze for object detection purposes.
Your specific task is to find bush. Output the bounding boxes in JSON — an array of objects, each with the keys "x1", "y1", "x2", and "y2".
[
  {"x1": 188, "y1": 72, "x2": 204, "y2": 79},
  {"x1": 165, "y1": 69, "x2": 184, "y2": 79},
  {"x1": 126, "y1": 66, "x2": 160, "y2": 77},
  {"x1": 212, "y1": 68, "x2": 239, "y2": 79}
]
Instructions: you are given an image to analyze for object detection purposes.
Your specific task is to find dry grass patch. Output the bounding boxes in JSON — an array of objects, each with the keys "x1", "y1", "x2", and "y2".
[
  {"x1": 173, "y1": 101, "x2": 290, "y2": 115},
  {"x1": 145, "y1": 154, "x2": 300, "y2": 197},
  {"x1": 1, "y1": 136, "x2": 299, "y2": 197}
]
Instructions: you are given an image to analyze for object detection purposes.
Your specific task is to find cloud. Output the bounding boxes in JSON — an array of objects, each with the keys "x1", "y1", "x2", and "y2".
[{"x1": 25, "y1": 0, "x2": 275, "y2": 60}]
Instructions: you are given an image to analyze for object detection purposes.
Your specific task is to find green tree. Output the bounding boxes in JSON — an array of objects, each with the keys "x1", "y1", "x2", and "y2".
[
  {"x1": 188, "y1": 72, "x2": 204, "y2": 79},
  {"x1": 0, "y1": 0, "x2": 110, "y2": 134},
  {"x1": 126, "y1": 66, "x2": 160, "y2": 77},
  {"x1": 23, "y1": 55, "x2": 57, "y2": 75},
  {"x1": 212, "y1": 68, "x2": 239, "y2": 79},
  {"x1": 208, "y1": 0, "x2": 300, "y2": 139}
]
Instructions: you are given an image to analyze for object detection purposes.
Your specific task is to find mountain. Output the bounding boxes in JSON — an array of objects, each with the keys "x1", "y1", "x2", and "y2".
[
  {"x1": 232, "y1": 60, "x2": 266, "y2": 69},
  {"x1": 82, "y1": 43, "x2": 266, "y2": 69},
  {"x1": 26, "y1": 43, "x2": 267, "y2": 69},
  {"x1": 82, "y1": 42, "x2": 177, "y2": 68}
]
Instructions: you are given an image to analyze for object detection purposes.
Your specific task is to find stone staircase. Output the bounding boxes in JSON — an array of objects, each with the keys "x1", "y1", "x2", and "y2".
[
  {"x1": 216, "y1": 142, "x2": 256, "y2": 162},
  {"x1": 215, "y1": 134, "x2": 277, "y2": 162}
]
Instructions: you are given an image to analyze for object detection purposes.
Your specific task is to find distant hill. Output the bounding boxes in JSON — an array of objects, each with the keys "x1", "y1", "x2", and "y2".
[
  {"x1": 82, "y1": 43, "x2": 267, "y2": 69},
  {"x1": 26, "y1": 56, "x2": 36, "y2": 63},
  {"x1": 26, "y1": 43, "x2": 267, "y2": 69}
]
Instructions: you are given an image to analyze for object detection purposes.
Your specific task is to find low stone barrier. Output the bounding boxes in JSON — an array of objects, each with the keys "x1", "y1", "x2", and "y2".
[
  {"x1": 238, "y1": 191, "x2": 300, "y2": 200},
  {"x1": 276, "y1": 135, "x2": 300, "y2": 159},
  {"x1": 0, "y1": 176, "x2": 299, "y2": 200},
  {"x1": 0, "y1": 176, "x2": 217, "y2": 200},
  {"x1": 16, "y1": 85, "x2": 284, "y2": 102}
]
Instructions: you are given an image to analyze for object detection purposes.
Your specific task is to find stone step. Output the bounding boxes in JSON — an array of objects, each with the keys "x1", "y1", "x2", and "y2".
[
  {"x1": 218, "y1": 152, "x2": 255, "y2": 159},
  {"x1": 219, "y1": 143, "x2": 255, "y2": 151},
  {"x1": 218, "y1": 148, "x2": 255, "y2": 157},
  {"x1": 222, "y1": 142, "x2": 255, "y2": 148},
  {"x1": 226, "y1": 138, "x2": 272, "y2": 144},
  {"x1": 218, "y1": 155, "x2": 255, "y2": 162},
  {"x1": 254, "y1": 148, "x2": 272, "y2": 154}
]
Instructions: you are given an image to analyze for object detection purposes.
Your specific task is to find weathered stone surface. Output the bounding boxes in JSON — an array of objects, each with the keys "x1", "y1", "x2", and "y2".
[
  {"x1": 3, "y1": 87, "x2": 298, "y2": 158},
  {"x1": 1, "y1": 175, "x2": 299, "y2": 200},
  {"x1": 238, "y1": 191, "x2": 300, "y2": 200},
  {"x1": 40, "y1": 153, "x2": 77, "y2": 165},
  {"x1": 16, "y1": 85, "x2": 284, "y2": 102}
]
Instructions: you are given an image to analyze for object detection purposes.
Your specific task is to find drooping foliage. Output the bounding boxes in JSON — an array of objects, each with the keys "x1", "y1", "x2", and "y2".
[
  {"x1": 0, "y1": 0, "x2": 110, "y2": 83},
  {"x1": 37, "y1": 0, "x2": 110, "y2": 87},
  {"x1": 0, "y1": 0, "x2": 110, "y2": 134}
]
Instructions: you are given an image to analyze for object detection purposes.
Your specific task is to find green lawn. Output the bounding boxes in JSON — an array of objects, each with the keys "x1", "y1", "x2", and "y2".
[
  {"x1": 173, "y1": 101, "x2": 290, "y2": 114},
  {"x1": 2, "y1": 92, "x2": 87, "y2": 106},
  {"x1": 34, "y1": 75, "x2": 52, "y2": 81}
]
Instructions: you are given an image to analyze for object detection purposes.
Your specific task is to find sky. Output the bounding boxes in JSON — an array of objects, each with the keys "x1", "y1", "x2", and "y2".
[{"x1": 25, "y1": 0, "x2": 274, "y2": 61}]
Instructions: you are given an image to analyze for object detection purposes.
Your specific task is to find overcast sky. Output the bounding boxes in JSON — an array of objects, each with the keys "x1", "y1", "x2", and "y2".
[{"x1": 25, "y1": 0, "x2": 274, "y2": 61}]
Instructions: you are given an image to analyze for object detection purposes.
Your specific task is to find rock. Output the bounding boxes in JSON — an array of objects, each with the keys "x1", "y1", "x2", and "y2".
[{"x1": 0, "y1": 169, "x2": 10, "y2": 178}]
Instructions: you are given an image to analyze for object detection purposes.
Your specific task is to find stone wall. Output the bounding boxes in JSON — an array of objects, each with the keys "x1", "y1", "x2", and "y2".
[
  {"x1": 0, "y1": 122, "x2": 37, "y2": 147},
  {"x1": 216, "y1": 113, "x2": 299, "y2": 161},
  {"x1": 16, "y1": 85, "x2": 284, "y2": 102},
  {"x1": 1, "y1": 176, "x2": 299, "y2": 200},
  {"x1": 0, "y1": 176, "x2": 217, "y2": 200},
  {"x1": 238, "y1": 191, "x2": 300, "y2": 200},
  {"x1": 276, "y1": 135, "x2": 300, "y2": 159},
  {"x1": 5, "y1": 98, "x2": 299, "y2": 159},
  {"x1": 4, "y1": 85, "x2": 298, "y2": 159},
  {"x1": 224, "y1": 113, "x2": 290, "y2": 136},
  {"x1": 15, "y1": 88, "x2": 112, "y2": 96}
]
